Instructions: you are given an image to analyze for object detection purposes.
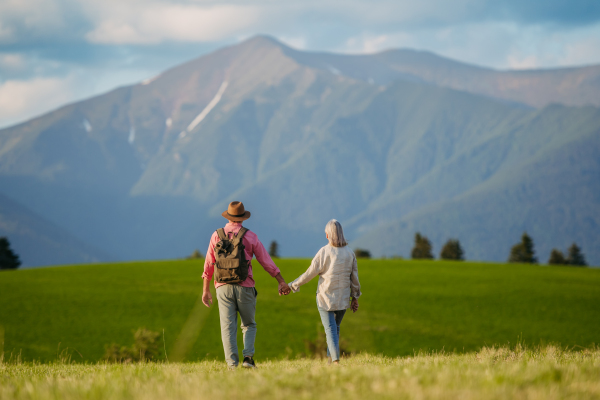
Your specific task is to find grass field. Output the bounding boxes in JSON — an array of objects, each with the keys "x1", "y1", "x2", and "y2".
[
  {"x1": 1, "y1": 259, "x2": 599, "y2": 363},
  {"x1": 1, "y1": 346, "x2": 599, "y2": 400}
]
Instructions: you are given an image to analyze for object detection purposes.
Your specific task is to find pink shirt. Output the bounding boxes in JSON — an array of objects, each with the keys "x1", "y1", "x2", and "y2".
[{"x1": 202, "y1": 222, "x2": 281, "y2": 288}]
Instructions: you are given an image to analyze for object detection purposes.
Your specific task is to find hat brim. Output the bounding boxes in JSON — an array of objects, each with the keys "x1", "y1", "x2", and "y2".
[{"x1": 222, "y1": 210, "x2": 251, "y2": 221}]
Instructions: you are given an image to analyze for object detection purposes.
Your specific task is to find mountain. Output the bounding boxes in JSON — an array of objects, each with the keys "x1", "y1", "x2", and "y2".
[
  {"x1": 349, "y1": 101, "x2": 600, "y2": 261},
  {"x1": 279, "y1": 40, "x2": 600, "y2": 108},
  {"x1": 0, "y1": 193, "x2": 109, "y2": 267},
  {"x1": 0, "y1": 35, "x2": 598, "y2": 266}
]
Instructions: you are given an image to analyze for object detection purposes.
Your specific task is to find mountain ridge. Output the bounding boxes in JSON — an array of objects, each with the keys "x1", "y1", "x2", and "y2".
[
  {"x1": 260, "y1": 35, "x2": 600, "y2": 108},
  {"x1": 1, "y1": 35, "x2": 599, "y2": 266}
]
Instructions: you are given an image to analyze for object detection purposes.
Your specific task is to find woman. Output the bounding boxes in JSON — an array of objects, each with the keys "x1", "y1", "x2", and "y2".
[{"x1": 289, "y1": 219, "x2": 361, "y2": 365}]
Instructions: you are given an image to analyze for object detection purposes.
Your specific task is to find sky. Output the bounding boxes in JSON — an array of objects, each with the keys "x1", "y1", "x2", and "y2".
[{"x1": 1, "y1": 0, "x2": 600, "y2": 129}]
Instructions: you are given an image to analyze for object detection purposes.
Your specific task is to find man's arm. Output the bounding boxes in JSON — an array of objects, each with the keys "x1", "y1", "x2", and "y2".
[
  {"x1": 253, "y1": 237, "x2": 290, "y2": 295},
  {"x1": 202, "y1": 277, "x2": 213, "y2": 307},
  {"x1": 201, "y1": 232, "x2": 218, "y2": 307},
  {"x1": 274, "y1": 273, "x2": 291, "y2": 296}
]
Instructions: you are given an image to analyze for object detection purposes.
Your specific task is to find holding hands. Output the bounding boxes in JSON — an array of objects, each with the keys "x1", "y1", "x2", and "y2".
[
  {"x1": 275, "y1": 273, "x2": 291, "y2": 296},
  {"x1": 278, "y1": 281, "x2": 291, "y2": 296}
]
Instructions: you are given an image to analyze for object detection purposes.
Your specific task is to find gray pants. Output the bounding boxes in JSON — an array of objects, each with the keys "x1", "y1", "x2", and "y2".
[{"x1": 216, "y1": 284, "x2": 257, "y2": 367}]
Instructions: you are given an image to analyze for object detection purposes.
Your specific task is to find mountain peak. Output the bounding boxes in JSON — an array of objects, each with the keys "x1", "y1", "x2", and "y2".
[
  {"x1": 238, "y1": 34, "x2": 289, "y2": 50},
  {"x1": 1, "y1": 36, "x2": 600, "y2": 267}
]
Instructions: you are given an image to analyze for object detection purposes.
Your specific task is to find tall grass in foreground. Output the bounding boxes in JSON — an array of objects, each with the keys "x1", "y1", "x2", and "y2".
[{"x1": 1, "y1": 345, "x2": 599, "y2": 400}]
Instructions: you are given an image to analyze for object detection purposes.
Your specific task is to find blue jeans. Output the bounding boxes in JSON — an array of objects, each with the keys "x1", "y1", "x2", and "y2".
[{"x1": 318, "y1": 307, "x2": 346, "y2": 361}]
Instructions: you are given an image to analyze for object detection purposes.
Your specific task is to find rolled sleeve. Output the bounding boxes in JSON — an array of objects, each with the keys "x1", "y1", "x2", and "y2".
[
  {"x1": 350, "y1": 254, "x2": 362, "y2": 299},
  {"x1": 253, "y1": 239, "x2": 281, "y2": 277},
  {"x1": 201, "y1": 232, "x2": 218, "y2": 281},
  {"x1": 290, "y1": 251, "x2": 323, "y2": 293}
]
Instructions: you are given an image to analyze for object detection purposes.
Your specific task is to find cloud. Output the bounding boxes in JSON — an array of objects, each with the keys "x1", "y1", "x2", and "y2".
[
  {"x1": 277, "y1": 35, "x2": 308, "y2": 50},
  {"x1": 85, "y1": 2, "x2": 261, "y2": 44},
  {"x1": 0, "y1": 64, "x2": 160, "y2": 129},
  {"x1": 507, "y1": 54, "x2": 540, "y2": 69},
  {"x1": 0, "y1": 22, "x2": 14, "y2": 42},
  {"x1": 489, "y1": 0, "x2": 600, "y2": 26},
  {"x1": 0, "y1": 77, "x2": 73, "y2": 127},
  {"x1": 0, "y1": 0, "x2": 72, "y2": 43},
  {"x1": 1, "y1": 0, "x2": 600, "y2": 129},
  {"x1": 0, "y1": 53, "x2": 25, "y2": 70},
  {"x1": 2, "y1": 0, "x2": 600, "y2": 48},
  {"x1": 253, "y1": 0, "x2": 600, "y2": 30},
  {"x1": 558, "y1": 33, "x2": 600, "y2": 67},
  {"x1": 501, "y1": 22, "x2": 600, "y2": 69},
  {"x1": 340, "y1": 20, "x2": 600, "y2": 69},
  {"x1": 344, "y1": 33, "x2": 414, "y2": 54},
  {"x1": 357, "y1": 35, "x2": 390, "y2": 53},
  {"x1": 341, "y1": 23, "x2": 520, "y2": 67}
]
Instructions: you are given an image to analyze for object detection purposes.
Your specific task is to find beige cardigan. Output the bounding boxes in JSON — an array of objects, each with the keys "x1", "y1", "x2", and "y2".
[{"x1": 289, "y1": 244, "x2": 362, "y2": 311}]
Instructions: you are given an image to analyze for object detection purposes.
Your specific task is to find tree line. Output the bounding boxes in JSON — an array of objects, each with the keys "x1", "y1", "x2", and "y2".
[
  {"x1": 508, "y1": 232, "x2": 587, "y2": 266},
  {"x1": 0, "y1": 233, "x2": 589, "y2": 269},
  {"x1": 353, "y1": 233, "x2": 466, "y2": 260},
  {"x1": 409, "y1": 233, "x2": 465, "y2": 260},
  {"x1": 354, "y1": 232, "x2": 588, "y2": 266}
]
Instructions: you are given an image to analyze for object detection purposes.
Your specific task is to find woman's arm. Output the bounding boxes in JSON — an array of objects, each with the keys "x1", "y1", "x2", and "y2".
[
  {"x1": 350, "y1": 254, "x2": 362, "y2": 299},
  {"x1": 289, "y1": 250, "x2": 324, "y2": 292}
]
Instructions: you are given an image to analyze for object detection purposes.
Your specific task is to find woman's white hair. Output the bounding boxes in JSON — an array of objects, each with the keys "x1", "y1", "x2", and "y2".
[{"x1": 325, "y1": 219, "x2": 348, "y2": 247}]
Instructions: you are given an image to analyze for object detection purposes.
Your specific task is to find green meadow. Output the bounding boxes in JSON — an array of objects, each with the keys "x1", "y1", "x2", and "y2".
[{"x1": 0, "y1": 259, "x2": 599, "y2": 363}]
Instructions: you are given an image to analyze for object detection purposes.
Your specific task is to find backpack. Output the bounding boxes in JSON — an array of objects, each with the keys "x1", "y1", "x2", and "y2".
[{"x1": 214, "y1": 227, "x2": 250, "y2": 284}]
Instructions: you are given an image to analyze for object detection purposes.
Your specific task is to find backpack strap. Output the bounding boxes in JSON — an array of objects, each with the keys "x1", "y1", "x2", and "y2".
[
  {"x1": 216, "y1": 228, "x2": 228, "y2": 241},
  {"x1": 231, "y1": 227, "x2": 249, "y2": 246},
  {"x1": 235, "y1": 227, "x2": 249, "y2": 240}
]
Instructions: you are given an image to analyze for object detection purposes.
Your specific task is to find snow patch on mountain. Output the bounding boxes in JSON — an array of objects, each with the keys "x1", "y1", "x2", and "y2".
[
  {"x1": 141, "y1": 75, "x2": 160, "y2": 85},
  {"x1": 165, "y1": 118, "x2": 172, "y2": 128},
  {"x1": 83, "y1": 119, "x2": 92, "y2": 132},
  {"x1": 128, "y1": 127, "x2": 135, "y2": 144},
  {"x1": 185, "y1": 80, "x2": 228, "y2": 134},
  {"x1": 327, "y1": 65, "x2": 341, "y2": 75}
]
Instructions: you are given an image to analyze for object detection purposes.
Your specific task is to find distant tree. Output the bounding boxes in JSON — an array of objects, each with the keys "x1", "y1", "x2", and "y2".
[
  {"x1": 548, "y1": 249, "x2": 566, "y2": 265},
  {"x1": 354, "y1": 248, "x2": 371, "y2": 259},
  {"x1": 0, "y1": 237, "x2": 21, "y2": 270},
  {"x1": 440, "y1": 239, "x2": 464, "y2": 261},
  {"x1": 187, "y1": 249, "x2": 203, "y2": 259},
  {"x1": 566, "y1": 243, "x2": 587, "y2": 267},
  {"x1": 411, "y1": 232, "x2": 434, "y2": 259},
  {"x1": 269, "y1": 241, "x2": 279, "y2": 258},
  {"x1": 508, "y1": 232, "x2": 537, "y2": 264}
]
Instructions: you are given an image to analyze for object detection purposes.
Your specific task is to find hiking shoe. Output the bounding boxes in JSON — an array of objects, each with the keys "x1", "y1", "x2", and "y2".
[{"x1": 242, "y1": 356, "x2": 256, "y2": 369}]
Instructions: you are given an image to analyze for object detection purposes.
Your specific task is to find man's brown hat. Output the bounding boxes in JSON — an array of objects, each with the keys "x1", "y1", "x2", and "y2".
[{"x1": 222, "y1": 201, "x2": 251, "y2": 221}]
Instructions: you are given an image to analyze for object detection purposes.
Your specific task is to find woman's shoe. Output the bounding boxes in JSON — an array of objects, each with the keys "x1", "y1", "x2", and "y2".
[{"x1": 242, "y1": 356, "x2": 256, "y2": 368}]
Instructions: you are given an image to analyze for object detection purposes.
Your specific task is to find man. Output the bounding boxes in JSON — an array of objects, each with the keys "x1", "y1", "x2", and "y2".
[{"x1": 202, "y1": 201, "x2": 291, "y2": 368}]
